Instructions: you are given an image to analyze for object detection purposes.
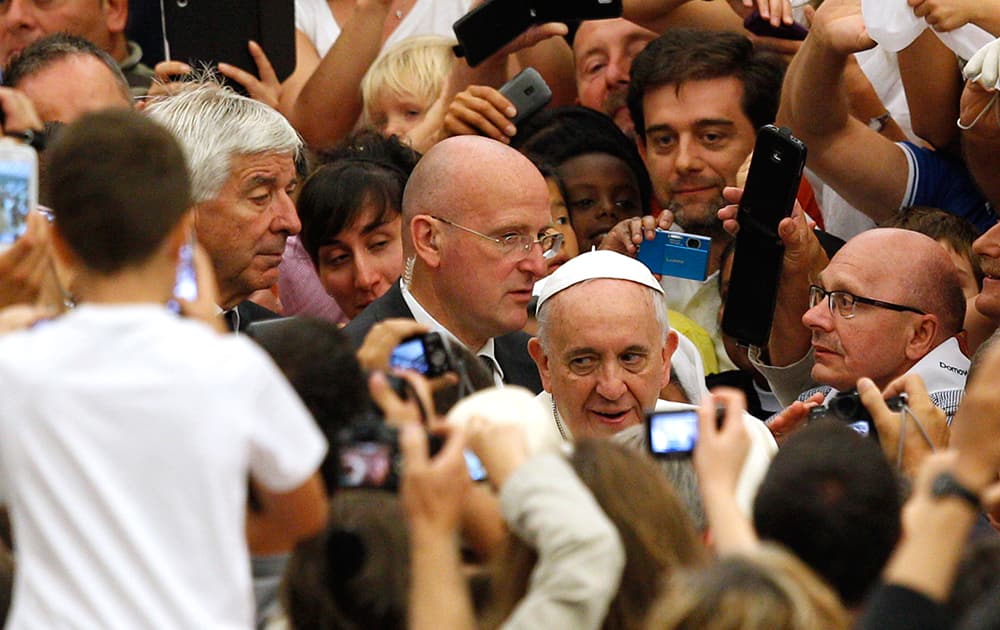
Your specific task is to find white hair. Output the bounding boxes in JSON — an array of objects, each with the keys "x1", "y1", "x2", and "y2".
[
  {"x1": 144, "y1": 80, "x2": 302, "y2": 203},
  {"x1": 536, "y1": 279, "x2": 671, "y2": 353}
]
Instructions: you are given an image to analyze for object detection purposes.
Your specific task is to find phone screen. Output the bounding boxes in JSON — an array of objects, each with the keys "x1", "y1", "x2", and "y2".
[
  {"x1": 0, "y1": 156, "x2": 37, "y2": 246},
  {"x1": 648, "y1": 410, "x2": 699, "y2": 457},
  {"x1": 167, "y1": 240, "x2": 198, "y2": 313},
  {"x1": 389, "y1": 338, "x2": 429, "y2": 374}
]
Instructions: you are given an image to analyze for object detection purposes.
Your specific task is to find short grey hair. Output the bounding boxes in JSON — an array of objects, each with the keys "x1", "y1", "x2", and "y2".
[
  {"x1": 144, "y1": 80, "x2": 302, "y2": 203},
  {"x1": 535, "y1": 279, "x2": 671, "y2": 353},
  {"x1": 4, "y1": 33, "x2": 131, "y2": 104}
]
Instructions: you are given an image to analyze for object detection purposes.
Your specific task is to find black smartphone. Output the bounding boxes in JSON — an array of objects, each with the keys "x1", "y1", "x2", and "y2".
[
  {"x1": 721, "y1": 125, "x2": 806, "y2": 347},
  {"x1": 499, "y1": 67, "x2": 552, "y2": 126},
  {"x1": 453, "y1": 0, "x2": 623, "y2": 67},
  {"x1": 389, "y1": 332, "x2": 453, "y2": 377},
  {"x1": 647, "y1": 405, "x2": 726, "y2": 458},
  {"x1": 161, "y1": 0, "x2": 295, "y2": 94},
  {"x1": 743, "y1": 11, "x2": 809, "y2": 41}
]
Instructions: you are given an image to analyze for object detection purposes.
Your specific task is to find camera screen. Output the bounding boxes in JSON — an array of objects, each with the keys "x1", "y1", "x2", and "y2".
[
  {"x1": 845, "y1": 420, "x2": 872, "y2": 438},
  {"x1": 389, "y1": 338, "x2": 429, "y2": 375},
  {"x1": 0, "y1": 160, "x2": 34, "y2": 246},
  {"x1": 649, "y1": 410, "x2": 699, "y2": 455},
  {"x1": 465, "y1": 449, "x2": 488, "y2": 482},
  {"x1": 339, "y1": 442, "x2": 394, "y2": 489}
]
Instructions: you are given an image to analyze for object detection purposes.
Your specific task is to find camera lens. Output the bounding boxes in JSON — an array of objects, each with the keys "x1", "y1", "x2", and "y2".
[
  {"x1": 771, "y1": 150, "x2": 783, "y2": 163},
  {"x1": 686, "y1": 238, "x2": 701, "y2": 249}
]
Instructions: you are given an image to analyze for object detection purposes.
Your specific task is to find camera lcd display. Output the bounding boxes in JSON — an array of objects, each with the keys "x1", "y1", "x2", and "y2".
[
  {"x1": 339, "y1": 442, "x2": 395, "y2": 489},
  {"x1": 389, "y1": 338, "x2": 430, "y2": 374},
  {"x1": 648, "y1": 410, "x2": 699, "y2": 457}
]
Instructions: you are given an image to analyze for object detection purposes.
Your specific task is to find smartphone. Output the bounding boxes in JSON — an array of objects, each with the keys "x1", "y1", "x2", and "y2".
[
  {"x1": 389, "y1": 332, "x2": 453, "y2": 377},
  {"x1": 161, "y1": 0, "x2": 295, "y2": 94},
  {"x1": 499, "y1": 67, "x2": 552, "y2": 126},
  {"x1": 166, "y1": 237, "x2": 198, "y2": 313},
  {"x1": 453, "y1": 0, "x2": 623, "y2": 67},
  {"x1": 637, "y1": 230, "x2": 711, "y2": 281},
  {"x1": 743, "y1": 11, "x2": 809, "y2": 41},
  {"x1": 721, "y1": 125, "x2": 806, "y2": 347},
  {"x1": 0, "y1": 140, "x2": 38, "y2": 249}
]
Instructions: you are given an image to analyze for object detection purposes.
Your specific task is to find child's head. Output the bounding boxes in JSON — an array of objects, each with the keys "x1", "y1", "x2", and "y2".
[{"x1": 361, "y1": 35, "x2": 456, "y2": 140}]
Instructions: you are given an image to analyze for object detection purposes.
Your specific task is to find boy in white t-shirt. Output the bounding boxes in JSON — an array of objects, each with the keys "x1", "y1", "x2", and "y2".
[{"x1": 0, "y1": 110, "x2": 328, "y2": 630}]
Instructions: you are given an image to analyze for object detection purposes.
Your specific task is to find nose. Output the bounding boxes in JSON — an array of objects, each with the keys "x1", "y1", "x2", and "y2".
[
  {"x1": 604, "y1": 57, "x2": 629, "y2": 88},
  {"x1": 801, "y1": 297, "x2": 833, "y2": 332},
  {"x1": 271, "y1": 190, "x2": 301, "y2": 236},
  {"x1": 3, "y1": 0, "x2": 36, "y2": 27},
  {"x1": 517, "y1": 240, "x2": 548, "y2": 280},
  {"x1": 595, "y1": 362, "x2": 627, "y2": 401},
  {"x1": 353, "y1": 251, "x2": 382, "y2": 292},
  {"x1": 673, "y1": 135, "x2": 704, "y2": 175},
  {"x1": 973, "y1": 222, "x2": 1000, "y2": 258},
  {"x1": 382, "y1": 114, "x2": 410, "y2": 139}
]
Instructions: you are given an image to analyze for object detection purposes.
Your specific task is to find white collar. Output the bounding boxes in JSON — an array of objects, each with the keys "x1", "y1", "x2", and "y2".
[{"x1": 400, "y1": 282, "x2": 504, "y2": 386}]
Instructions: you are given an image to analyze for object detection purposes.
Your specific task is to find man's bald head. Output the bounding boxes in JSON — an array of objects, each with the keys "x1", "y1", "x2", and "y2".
[
  {"x1": 401, "y1": 136, "x2": 546, "y2": 250},
  {"x1": 839, "y1": 228, "x2": 965, "y2": 340}
]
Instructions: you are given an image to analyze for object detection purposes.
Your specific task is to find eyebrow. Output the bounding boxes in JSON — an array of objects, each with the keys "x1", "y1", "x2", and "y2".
[{"x1": 360, "y1": 216, "x2": 394, "y2": 236}]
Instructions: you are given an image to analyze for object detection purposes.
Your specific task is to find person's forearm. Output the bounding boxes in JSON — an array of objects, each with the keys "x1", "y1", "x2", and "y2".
[
  {"x1": 962, "y1": 129, "x2": 1000, "y2": 208},
  {"x1": 409, "y1": 526, "x2": 478, "y2": 630},
  {"x1": 882, "y1": 502, "x2": 977, "y2": 602},
  {"x1": 777, "y1": 32, "x2": 851, "y2": 139},
  {"x1": 700, "y1": 483, "x2": 759, "y2": 555},
  {"x1": 898, "y1": 30, "x2": 962, "y2": 150},
  {"x1": 970, "y1": 1, "x2": 1000, "y2": 36},
  {"x1": 767, "y1": 271, "x2": 812, "y2": 367},
  {"x1": 286, "y1": 2, "x2": 388, "y2": 148}
]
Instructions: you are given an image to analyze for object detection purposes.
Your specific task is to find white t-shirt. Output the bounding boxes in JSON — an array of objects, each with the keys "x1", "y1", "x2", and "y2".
[
  {"x1": 0, "y1": 304, "x2": 326, "y2": 630},
  {"x1": 295, "y1": 0, "x2": 468, "y2": 58}
]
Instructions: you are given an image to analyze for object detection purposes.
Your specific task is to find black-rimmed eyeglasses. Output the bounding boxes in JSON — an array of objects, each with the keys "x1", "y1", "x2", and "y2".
[{"x1": 808, "y1": 285, "x2": 926, "y2": 319}]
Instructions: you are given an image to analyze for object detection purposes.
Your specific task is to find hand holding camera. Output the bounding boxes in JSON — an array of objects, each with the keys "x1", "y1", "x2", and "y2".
[{"x1": 400, "y1": 423, "x2": 472, "y2": 535}]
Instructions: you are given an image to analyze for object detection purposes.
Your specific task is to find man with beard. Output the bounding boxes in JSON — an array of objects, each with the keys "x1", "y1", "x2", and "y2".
[
  {"x1": 615, "y1": 28, "x2": 784, "y2": 370},
  {"x1": 571, "y1": 18, "x2": 658, "y2": 140}
]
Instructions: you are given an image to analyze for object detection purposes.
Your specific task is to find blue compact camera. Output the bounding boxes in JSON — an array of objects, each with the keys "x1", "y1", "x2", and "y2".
[{"x1": 636, "y1": 229, "x2": 711, "y2": 281}]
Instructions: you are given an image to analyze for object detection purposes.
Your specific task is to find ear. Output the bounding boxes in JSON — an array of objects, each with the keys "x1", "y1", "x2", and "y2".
[
  {"x1": 905, "y1": 315, "x2": 939, "y2": 361},
  {"x1": 410, "y1": 214, "x2": 442, "y2": 269},
  {"x1": 102, "y1": 0, "x2": 129, "y2": 35},
  {"x1": 660, "y1": 330, "x2": 679, "y2": 389},
  {"x1": 527, "y1": 336, "x2": 553, "y2": 393}
]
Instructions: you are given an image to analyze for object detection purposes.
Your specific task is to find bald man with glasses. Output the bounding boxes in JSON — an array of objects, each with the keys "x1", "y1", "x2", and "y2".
[
  {"x1": 344, "y1": 136, "x2": 558, "y2": 392},
  {"x1": 748, "y1": 228, "x2": 969, "y2": 423}
]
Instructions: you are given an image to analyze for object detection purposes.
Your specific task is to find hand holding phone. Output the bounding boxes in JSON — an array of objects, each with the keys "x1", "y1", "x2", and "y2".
[
  {"x1": 0, "y1": 139, "x2": 38, "y2": 250},
  {"x1": 721, "y1": 125, "x2": 806, "y2": 346},
  {"x1": 499, "y1": 67, "x2": 552, "y2": 126}
]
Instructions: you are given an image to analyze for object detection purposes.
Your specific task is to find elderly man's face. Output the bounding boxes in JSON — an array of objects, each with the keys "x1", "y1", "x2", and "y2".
[
  {"x1": 15, "y1": 53, "x2": 130, "y2": 122},
  {"x1": 194, "y1": 152, "x2": 300, "y2": 309},
  {"x1": 530, "y1": 279, "x2": 676, "y2": 439},
  {"x1": 573, "y1": 18, "x2": 656, "y2": 137},
  {"x1": 0, "y1": 0, "x2": 125, "y2": 64},
  {"x1": 802, "y1": 240, "x2": 927, "y2": 391}
]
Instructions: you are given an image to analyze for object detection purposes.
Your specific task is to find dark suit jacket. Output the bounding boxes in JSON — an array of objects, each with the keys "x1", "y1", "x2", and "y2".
[
  {"x1": 344, "y1": 282, "x2": 543, "y2": 394},
  {"x1": 224, "y1": 300, "x2": 281, "y2": 333}
]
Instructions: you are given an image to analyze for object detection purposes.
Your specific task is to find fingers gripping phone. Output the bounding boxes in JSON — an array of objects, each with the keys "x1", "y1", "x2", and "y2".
[
  {"x1": 499, "y1": 67, "x2": 552, "y2": 126},
  {"x1": 721, "y1": 125, "x2": 806, "y2": 347},
  {"x1": 0, "y1": 139, "x2": 38, "y2": 249}
]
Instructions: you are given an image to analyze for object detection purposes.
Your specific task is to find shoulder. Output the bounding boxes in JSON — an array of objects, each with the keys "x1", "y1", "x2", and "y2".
[{"x1": 343, "y1": 284, "x2": 412, "y2": 348}]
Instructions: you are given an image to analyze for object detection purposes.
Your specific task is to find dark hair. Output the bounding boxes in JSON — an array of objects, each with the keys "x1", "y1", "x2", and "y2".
[
  {"x1": 883, "y1": 206, "x2": 984, "y2": 290},
  {"x1": 248, "y1": 317, "x2": 369, "y2": 491},
  {"x1": 283, "y1": 491, "x2": 409, "y2": 630},
  {"x1": 627, "y1": 29, "x2": 785, "y2": 140},
  {"x1": 298, "y1": 131, "x2": 419, "y2": 267},
  {"x1": 4, "y1": 33, "x2": 130, "y2": 103},
  {"x1": 752, "y1": 420, "x2": 902, "y2": 606},
  {"x1": 515, "y1": 106, "x2": 652, "y2": 214},
  {"x1": 46, "y1": 109, "x2": 190, "y2": 274}
]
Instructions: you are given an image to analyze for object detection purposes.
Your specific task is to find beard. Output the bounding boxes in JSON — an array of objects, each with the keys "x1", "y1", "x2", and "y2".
[{"x1": 668, "y1": 193, "x2": 728, "y2": 239}]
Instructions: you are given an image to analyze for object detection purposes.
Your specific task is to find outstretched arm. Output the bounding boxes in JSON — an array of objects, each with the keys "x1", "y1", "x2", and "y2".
[{"x1": 777, "y1": 0, "x2": 911, "y2": 223}]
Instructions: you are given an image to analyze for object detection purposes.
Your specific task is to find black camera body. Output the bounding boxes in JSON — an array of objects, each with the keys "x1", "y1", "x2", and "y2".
[
  {"x1": 808, "y1": 390, "x2": 908, "y2": 443},
  {"x1": 389, "y1": 332, "x2": 454, "y2": 377},
  {"x1": 336, "y1": 417, "x2": 447, "y2": 491}
]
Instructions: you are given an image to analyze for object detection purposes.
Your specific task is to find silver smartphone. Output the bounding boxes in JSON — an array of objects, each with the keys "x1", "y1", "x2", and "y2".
[{"x1": 0, "y1": 140, "x2": 38, "y2": 250}]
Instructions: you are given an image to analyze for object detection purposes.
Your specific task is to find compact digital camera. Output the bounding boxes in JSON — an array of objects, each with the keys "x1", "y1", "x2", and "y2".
[
  {"x1": 636, "y1": 229, "x2": 711, "y2": 281},
  {"x1": 389, "y1": 332, "x2": 454, "y2": 377}
]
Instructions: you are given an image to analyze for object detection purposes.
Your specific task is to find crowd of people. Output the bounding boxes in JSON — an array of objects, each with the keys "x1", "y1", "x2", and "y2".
[{"x1": 3, "y1": 0, "x2": 1000, "y2": 627}]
